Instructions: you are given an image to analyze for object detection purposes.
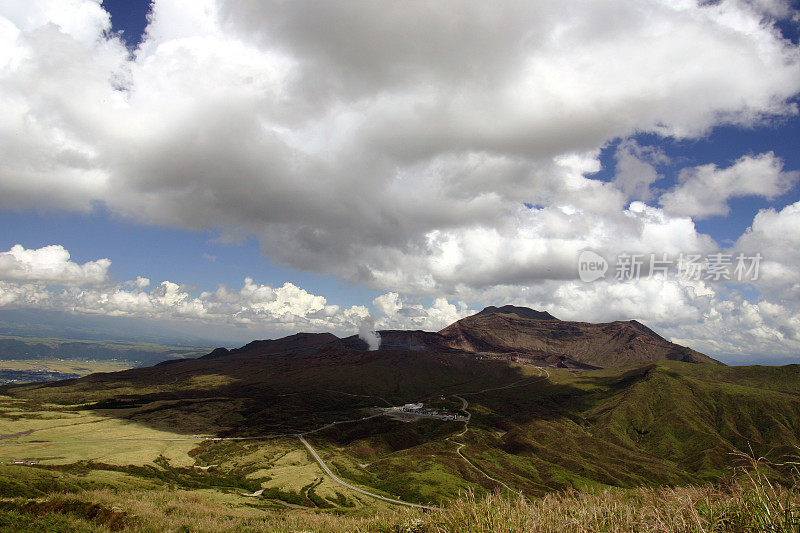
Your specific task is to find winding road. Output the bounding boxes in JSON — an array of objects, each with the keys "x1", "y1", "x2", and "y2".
[
  {"x1": 2, "y1": 365, "x2": 551, "y2": 508},
  {"x1": 440, "y1": 366, "x2": 549, "y2": 495},
  {"x1": 446, "y1": 394, "x2": 520, "y2": 494},
  {"x1": 298, "y1": 435, "x2": 439, "y2": 510}
]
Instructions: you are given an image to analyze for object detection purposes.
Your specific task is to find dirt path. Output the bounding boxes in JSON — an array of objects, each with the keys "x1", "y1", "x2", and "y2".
[
  {"x1": 0, "y1": 429, "x2": 33, "y2": 441},
  {"x1": 298, "y1": 435, "x2": 439, "y2": 510}
]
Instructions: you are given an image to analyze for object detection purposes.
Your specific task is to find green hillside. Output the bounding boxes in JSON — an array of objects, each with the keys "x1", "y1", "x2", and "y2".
[{"x1": 3, "y1": 346, "x2": 799, "y2": 506}]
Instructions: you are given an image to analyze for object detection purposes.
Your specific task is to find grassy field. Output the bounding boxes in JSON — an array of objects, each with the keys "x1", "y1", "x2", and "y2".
[
  {"x1": 1, "y1": 351, "x2": 799, "y2": 531},
  {"x1": 0, "y1": 457, "x2": 797, "y2": 532},
  {"x1": 0, "y1": 393, "x2": 402, "y2": 514},
  {"x1": 0, "y1": 397, "x2": 197, "y2": 467},
  {"x1": 4, "y1": 356, "x2": 800, "y2": 499},
  {"x1": 0, "y1": 360, "x2": 134, "y2": 375}
]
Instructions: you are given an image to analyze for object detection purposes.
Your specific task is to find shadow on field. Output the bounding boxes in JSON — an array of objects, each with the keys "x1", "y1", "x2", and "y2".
[{"x1": 3, "y1": 347, "x2": 589, "y2": 438}]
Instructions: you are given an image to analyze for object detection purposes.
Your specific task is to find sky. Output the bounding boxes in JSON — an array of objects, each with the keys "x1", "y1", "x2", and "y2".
[{"x1": 1, "y1": 0, "x2": 800, "y2": 363}]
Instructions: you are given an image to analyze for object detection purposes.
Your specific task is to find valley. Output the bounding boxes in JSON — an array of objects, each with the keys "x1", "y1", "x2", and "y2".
[{"x1": 0, "y1": 306, "x2": 798, "y2": 530}]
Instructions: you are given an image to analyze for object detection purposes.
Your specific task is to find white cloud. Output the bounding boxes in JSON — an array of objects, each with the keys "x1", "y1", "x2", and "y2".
[
  {"x1": 234, "y1": 278, "x2": 327, "y2": 321},
  {"x1": 660, "y1": 152, "x2": 799, "y2": 219},
  {"x1": 0, "y1": 244, "x2": 110, "y2": 285},
  {"x1": 613, "y1": 139, "x2": 669, "y2": 201},
  {"x1": 0, "y1": 0, "x2": 798, "y2": 291},
  {"x1": 373, "y1": 292, "x2": 474, "y2": 331},
  {"x1": 734, "y1": 200, "x2": 800, "y2": 297},
  {"x1": 1, "y1": 2, "x2": 800, "y2": 362},
  {"x1": 0, "y1": 241, "x2": 798, "y2": 362},
  {"x1": 357, "y1": 202, "x2": 716, "y2": 295},
  {"x1": 373, "y1": 292, "x2": 402, "y2": 317},
  {"x1": 0, "y1": 274, "x2": 372, "y2": 337}
]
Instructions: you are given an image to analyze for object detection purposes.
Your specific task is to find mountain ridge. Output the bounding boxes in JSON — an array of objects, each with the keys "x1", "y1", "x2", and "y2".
[
  {"x1": 437, "y1": 307, "x2": 717, "y2": 368},
  {"x1": 203, "y1": 305, "x2": 717, "y2": 369},
  {"x1": 3, "y1": 305, "x2": 796, "y2": 510},
  {"x1": 475, "y1": 305, "x2": 560, "y2": 321}
]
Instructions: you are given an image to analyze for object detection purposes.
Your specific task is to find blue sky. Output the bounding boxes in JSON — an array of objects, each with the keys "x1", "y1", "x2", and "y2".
[
  {"x1": 1, "y1": 0, "x2": 800, "y2": 362},
  {"x1": 0, "y1": 207, "x2": 380, "y2": 308},
  {"x1": 0, "y1": 0, "x2": 381, "y2": 309},
  {"x1": 592, "y1": 122, "x2": 800, "y2": 244},
  {"x1": 102, "y1": 0, "x2": 151, "y2": 48}
]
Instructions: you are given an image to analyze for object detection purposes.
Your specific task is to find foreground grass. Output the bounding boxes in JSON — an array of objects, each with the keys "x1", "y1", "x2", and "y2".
[{"x1": 1, "y1": 458, "x2": 798, "y2": 533}]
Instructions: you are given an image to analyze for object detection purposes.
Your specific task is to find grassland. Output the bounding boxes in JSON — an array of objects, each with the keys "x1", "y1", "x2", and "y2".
[
  {"x1": 0, "y1": 396, "x2": 198, "y2": 467},
  {"x1": 0, "y1": 458, "x2": 797, "y2": 532},
  {"x1": 4, "y1": 355, "x2": 800, "y2": 499},
  {"x1": 0, "y1": 360, "x2": 134, "y2": 375},
  {"x1": 0, "y1": 392, "x2": 404, "y2": 514},
  {"x1": 0, "y1": 347, "x2": 799, "y2": 531}
]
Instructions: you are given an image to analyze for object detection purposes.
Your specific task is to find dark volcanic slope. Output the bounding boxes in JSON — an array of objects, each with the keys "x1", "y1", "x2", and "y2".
[
  {"x1": 199, "y1": 306, "x2": 715, "y2": 370},
  {"x1": 21, "y1": 338, "x2": 522, "y2": 437},
  {"x1": 202, "y1": 332, "x2": 340, "y2": 358},
  {"x1": 438, "y1": 306, "x2": 719, "y2": 368},
  {"x1": 477, "y1": 305, "x2": 559, "y2": 321}
]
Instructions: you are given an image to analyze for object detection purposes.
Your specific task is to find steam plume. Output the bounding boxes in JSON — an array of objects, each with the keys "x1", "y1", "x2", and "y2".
[{"x1": 358, "y1": 316, "x2": 381, "y2": 350}]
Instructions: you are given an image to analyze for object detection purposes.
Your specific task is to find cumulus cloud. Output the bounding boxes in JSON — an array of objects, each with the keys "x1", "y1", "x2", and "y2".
[
  {"x1": 0, "y1": 241, "x2": 799, "y2": 362},
  {"x1": 1, "y1": 2, "x2": 800, "y2": 362},
  {"x1": 734, "y1": 200, "x2": 800, "y2": 298},
  {"x1": 0, "y1": 245, "x2": 110, "y2": 285},
  {"x1": 1, "y1": 0, "x2": 799, "y2": 290},
  {"x1": 0, "y1": 275, "x2": 374, "y2": 335},
  {"x1": 356, "y1": 201, "x2": 717, "y2": 295},
  {"x1": 373, "y1": 292, "x2": 403, "y2": 317},
  {"x1": 0, "y1": 244, "x2": 373, "y2": 336},
  {"x1": 660, "y1": 152, "x2": 799, "y2": 219},
  {"x1": 372, "y1": 292, "x2": 474, "y2": 331}
]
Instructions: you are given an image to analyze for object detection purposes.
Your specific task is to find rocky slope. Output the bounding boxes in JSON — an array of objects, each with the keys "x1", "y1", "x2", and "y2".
[{"x1": 437, "y1": 305, "x2": 719, "y2": 368}]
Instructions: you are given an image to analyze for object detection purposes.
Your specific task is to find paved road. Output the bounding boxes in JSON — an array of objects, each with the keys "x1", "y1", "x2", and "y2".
[
  {"x1": 452, "y1": 394, "x2": 470, "y2": 420},
  {"x1": 298, "y1": 435, "x2": 439, "y2": 510},
  {"x1": 302, "y1": 414, "x2": 382, "y2": 435},
  {"x1": 446, "y1": 393, "x2": 520, "y2": 494},
  {"x1": 443, "y1": 367, "x2": 551, "y2": 494},
  {"x1": 2, "y1": 365, "x2": 553, "y2": 504}
]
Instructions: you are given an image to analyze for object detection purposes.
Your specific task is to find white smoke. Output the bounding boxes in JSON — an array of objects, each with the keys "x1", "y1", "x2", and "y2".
[{"x1": 358, "y1": 316, "x2": 381, "y2": 350}]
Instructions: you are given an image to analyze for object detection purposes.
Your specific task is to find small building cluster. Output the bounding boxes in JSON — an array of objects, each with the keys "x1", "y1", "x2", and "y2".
[{"x1": 386, "y1": 402, "x2": 467, "y2": 422}]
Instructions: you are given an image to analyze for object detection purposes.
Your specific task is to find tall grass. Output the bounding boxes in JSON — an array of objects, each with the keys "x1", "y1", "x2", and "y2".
[
  {"x1": 716, "y1": 450, "x2": 800, "y2": 532},
  {"x1": 1, "y1": 450, "x2": 798, "y2": 532}
]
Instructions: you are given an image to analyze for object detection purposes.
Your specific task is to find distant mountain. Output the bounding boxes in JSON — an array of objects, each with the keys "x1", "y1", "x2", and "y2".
[
  {"x1": 197, "y1": 305, "x2": 716, "y2": 370},
  {"x1": 7, "y1": 327, "x2": 797, "y2": 500},
  {"x1": 438, "y1": 306, "x2": 718, "y2": 368},
  {"x1": 0, "y1": 337, "x2": 209, "y2": 366}
]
